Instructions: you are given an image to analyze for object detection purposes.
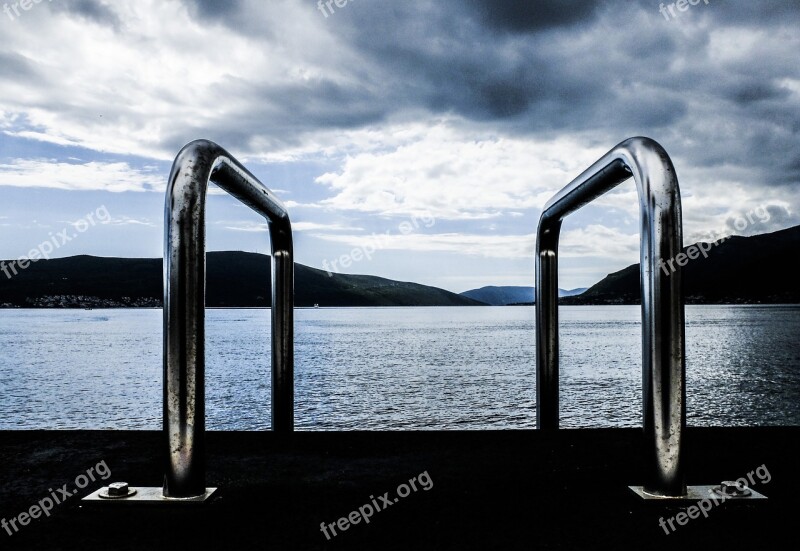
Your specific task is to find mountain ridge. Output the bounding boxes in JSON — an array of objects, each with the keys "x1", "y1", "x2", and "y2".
[
  {"x1": 0, "y1": 251, "x2": 484, "y2": 308},
  {"x1": 561, "y1": 224, "x2": 800, "y2": 305},
  {"x1": 2, "y1": 224, "x2": 798, "y2": 307},
  {"x1": 460, "y1": 286, "x2": 588, "y2": 306}
]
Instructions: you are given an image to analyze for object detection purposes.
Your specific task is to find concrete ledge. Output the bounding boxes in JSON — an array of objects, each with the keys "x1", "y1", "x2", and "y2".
[{"x1": 0, "y1": 427, "x2": 797, "y2": 550}]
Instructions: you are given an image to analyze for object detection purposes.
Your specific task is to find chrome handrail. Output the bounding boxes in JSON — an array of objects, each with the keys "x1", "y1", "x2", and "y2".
[
  {"x1": 535, "y1": 137, "x2": 686, "y2": 497},
  {"x1": 163, "y1": 139, "x2": 294, "y2": 498}
]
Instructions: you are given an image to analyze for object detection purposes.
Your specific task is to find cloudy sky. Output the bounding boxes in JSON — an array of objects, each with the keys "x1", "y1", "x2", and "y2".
[{"x1": 0, "y1": 0, "x2": 798, "y2": 292}]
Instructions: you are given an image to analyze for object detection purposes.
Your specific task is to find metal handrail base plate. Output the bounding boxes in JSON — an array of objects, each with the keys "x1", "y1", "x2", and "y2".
[
  {"x1": 82, "y1": 487, "x2": 217, "y2": 505},
  {"x1": 629, "y1": 485, "x2": 767, "y2": 503}
]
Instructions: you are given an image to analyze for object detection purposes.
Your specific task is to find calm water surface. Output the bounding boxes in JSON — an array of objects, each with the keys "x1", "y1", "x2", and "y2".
[{"x1": 0, "y1": 306, "x2": 797, "y2": 430}]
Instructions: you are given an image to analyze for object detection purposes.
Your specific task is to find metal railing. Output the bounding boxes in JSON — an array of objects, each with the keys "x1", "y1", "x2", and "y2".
[
  {"x1": 535, "y1": 137, "x2": 686, "y2": 498},
  {"x1": 163, "y1": 139, "x2": 294, "y2": 498}
]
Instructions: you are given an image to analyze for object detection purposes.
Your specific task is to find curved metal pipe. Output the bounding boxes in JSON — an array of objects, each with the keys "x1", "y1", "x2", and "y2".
[
  {"x1": 163, "y1": 139, "x2": 294, "y2": 498},
  {"x1": 535, "y1": 137, "x2": 686, "y2": 497}
]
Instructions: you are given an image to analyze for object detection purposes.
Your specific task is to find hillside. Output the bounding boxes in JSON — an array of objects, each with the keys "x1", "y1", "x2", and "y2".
[
  {"x1": 561, "y1": 225, "x2": 800, "y2": 305},
  {"x1": 0, "y1": 252, "x2": 484, "y2": 308},
  {"x1": 4, "y1": 224, "x2": 797, "y2": 308},
  {"x1": 460, "y1": 286, "x2": 588, "y2": 306}
]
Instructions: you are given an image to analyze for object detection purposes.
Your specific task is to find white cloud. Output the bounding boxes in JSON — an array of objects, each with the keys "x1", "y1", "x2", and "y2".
[
  {"x1": 306, "y1": 224, "x2": 639, "y2": 263},
  {"x1": 312, "y1": 231, "x2": 536, "y2": 259},
  {"x1": 222, "y1": 221, "x2": 361, "y2": 232},
  {"x1": 0, "y1": 0, "x2": 365, "y2": 160},
  {"x1": 105, "y1": 216, "x2": 155, "y2": 227},
  {"x1": 292, "y1": 222, "x2": 363, "y2": 232},
  {"x1": 314, "y1": 123, "x2": 608, "y2": 220},
  {"x1": 671, "y1": 164, "x2": 798, "y2": 243},
  {"x1": 560, "y1": 225, "x2": 640, "y2": 262},
  {"x1": 0, "y1": 159, "x2": 163, "y2": 192},
  {"x1": 708, "y1": 28, "x2": 767, "y2": 64}
]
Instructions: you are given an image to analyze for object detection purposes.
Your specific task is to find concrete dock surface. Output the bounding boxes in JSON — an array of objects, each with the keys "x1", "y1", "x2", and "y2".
[{"x1": 0, "y1": 427, "x2": 796, "y2": 550}]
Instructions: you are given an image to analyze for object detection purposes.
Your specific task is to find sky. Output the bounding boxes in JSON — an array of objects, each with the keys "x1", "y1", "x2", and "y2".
[{"x1": 0, "y1": 0, "x2": 798, "y2": 293}]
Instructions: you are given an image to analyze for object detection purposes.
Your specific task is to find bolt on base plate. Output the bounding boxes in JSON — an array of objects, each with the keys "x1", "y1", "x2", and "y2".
[
  {"x1": 629, "y1": 485, "x2": 767, "y2": 503},
  {"x1": 82, "y1": 486, "x2": 217, "y2": 505}
]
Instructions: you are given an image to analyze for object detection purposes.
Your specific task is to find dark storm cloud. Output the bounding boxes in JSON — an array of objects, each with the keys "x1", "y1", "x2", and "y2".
[
  {"x1": 331, "y1": 1, "x2": 692, "y2": 132},
  {"x1": 319, "y1": 0, "x2": 798, "y2": 187},
  {"x1": 724, "y1": 80, "x2": 791, "y2": 105},
  {"x1": 187, "y1": 0, "x2": 243, "y2": 19},
  {"x1": 184, "y1": 0, "x2": 277, "y2": 37},
  {"x1": 41, "y1": 0, "x2": 791, "y2": 192},
  {"x1": 52, "y1": 0, "x2": 120, "y2": 27},
  {"x1": 157, "y1": 75, "x2": 388, "y2": 156},
  {"x1": 148, "y1": 0, "x2": 797, "y2": 192},
  {"x1": 150, "y1": 1, "x2": 680, "y2": 135},
  {"x1": 462, "y1": 0, "x2": 600, "y2": 33},
  {"x1": 699, "y1": 0, "x2": 800, "y2": 24}
]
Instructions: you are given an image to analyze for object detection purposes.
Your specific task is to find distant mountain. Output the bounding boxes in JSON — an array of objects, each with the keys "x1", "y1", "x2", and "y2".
[
  {"x1": 460, "y1": 286, "x2": 588, "y2": 306},
  {"x1": 0, "y1": 252, "x2": 483, "y2": 308},
  {"x1": 6, "y1": 224, "x2": 796, "y2": 308},
  {"x1": 461, "y1": 286, "x2": 533, "y2": 306},
  {"x1": 561, "y1": 225, "x2": 800, "y2": 305},
  {"x1": 559, "y1": 287, "x2": 589, "y2": 298}
]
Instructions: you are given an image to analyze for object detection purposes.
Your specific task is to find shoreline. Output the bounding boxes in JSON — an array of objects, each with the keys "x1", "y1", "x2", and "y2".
[{"x1": 1, "y1": 303, "x2": 800, "y2": 310}]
